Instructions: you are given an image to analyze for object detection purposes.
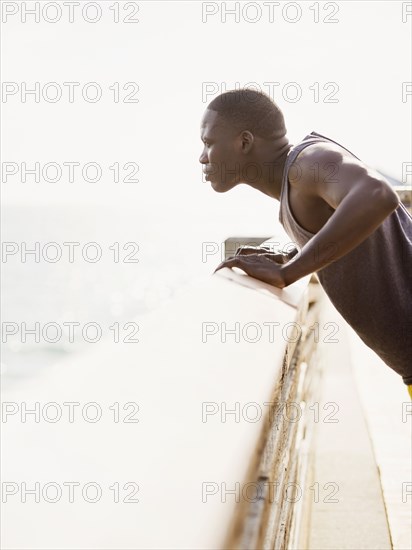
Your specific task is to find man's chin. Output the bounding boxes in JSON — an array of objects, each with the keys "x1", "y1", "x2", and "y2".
[{"x1": 210, "y1": 179, "x2": 235, "y2": 193}]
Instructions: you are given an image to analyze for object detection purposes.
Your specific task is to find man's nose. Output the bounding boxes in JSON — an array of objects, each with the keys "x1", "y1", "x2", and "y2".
[{"x1": 199, "y1": 149, "x2": 208, "y2": 164}]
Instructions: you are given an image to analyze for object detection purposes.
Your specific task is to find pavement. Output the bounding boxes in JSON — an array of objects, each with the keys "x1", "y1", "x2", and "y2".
[{"x1": 306, "y1": 290, "x2": 412, "y2": 550}]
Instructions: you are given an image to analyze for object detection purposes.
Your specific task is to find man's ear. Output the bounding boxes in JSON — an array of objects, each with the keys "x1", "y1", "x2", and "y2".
[{"x1": 240, "y1": 130, "x2": 254, "y2": 153}]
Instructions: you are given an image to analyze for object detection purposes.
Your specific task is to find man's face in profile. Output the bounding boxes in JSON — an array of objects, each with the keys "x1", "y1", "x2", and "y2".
[{"x1": 199, "y1": 109, "x2": 242, "y2": 193}]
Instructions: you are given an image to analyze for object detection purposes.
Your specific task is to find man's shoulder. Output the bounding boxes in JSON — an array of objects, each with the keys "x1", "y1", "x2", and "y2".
[
  {"x1": 292, "y1": 140, "x2": 347, "y2": 168},
  {"x1": 288, "y1": 140, "x2": 346, "y2": 191},
  {"x1": 288, "y1": 132, "x2": 367, "y2": 191}
]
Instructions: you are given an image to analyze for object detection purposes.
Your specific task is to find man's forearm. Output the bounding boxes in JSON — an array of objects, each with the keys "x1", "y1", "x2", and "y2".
[{"x1": 281, "y1": 187, "x2": 399, "y2": 285}]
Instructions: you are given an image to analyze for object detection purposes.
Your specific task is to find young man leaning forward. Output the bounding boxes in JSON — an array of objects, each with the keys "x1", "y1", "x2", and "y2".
[{"x1": 200, "y1": 90, "x2": 412, "y2": 398}]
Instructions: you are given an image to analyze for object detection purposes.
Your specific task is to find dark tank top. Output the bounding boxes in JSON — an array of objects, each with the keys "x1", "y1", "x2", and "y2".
[{"x1": 279, "y1": 131, "x2": 412, "y2": 385}]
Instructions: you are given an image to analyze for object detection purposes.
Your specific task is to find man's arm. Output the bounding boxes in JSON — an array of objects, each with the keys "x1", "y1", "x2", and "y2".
[
  {"x1": 214, "y1": 143, "x2": 400, "y2": 288},
  {"x1": 281, "y1": 144, "x2": 400, "y2": 285}
]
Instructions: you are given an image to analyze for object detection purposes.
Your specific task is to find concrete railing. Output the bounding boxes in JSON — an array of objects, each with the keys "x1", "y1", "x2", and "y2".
[
  {"x1": 1, "y1": 236, "x2": 320, "y2": 549},
  {"x1": 395, "y1": 185, "x2": 412, "y2": 213}
]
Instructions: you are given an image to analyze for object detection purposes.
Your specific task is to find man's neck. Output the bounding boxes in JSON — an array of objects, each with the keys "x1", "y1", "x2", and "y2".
[{"x1": 245, "y1": 140, "x2": 294, "y2": 201}]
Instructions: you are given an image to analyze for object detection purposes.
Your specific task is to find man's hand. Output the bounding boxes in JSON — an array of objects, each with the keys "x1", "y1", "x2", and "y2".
[
  {"x1": 234, "y1": 245, "x2": 287, "y2": 264},
  {"x1": 214, "y1": 252, "x2": 288, "y2": 289},
  {"x1": 234, "y1": 245, "x2": 299, "y2": 264}
]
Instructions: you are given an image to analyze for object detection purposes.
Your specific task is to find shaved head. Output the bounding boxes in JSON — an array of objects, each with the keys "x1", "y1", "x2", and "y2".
[{"x1": 207, "y1": 89, "x2": 286, "y2": 141}]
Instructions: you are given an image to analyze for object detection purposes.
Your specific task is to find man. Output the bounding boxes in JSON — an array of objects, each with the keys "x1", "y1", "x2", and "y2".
[{"x1": 200, "y1": 89, "x2": 412, "y2": 395}]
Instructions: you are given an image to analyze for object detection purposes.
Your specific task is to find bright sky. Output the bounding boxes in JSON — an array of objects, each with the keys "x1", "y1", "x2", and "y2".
[{"x1": 2, "y1": 1, "x2": 411, "y2": 234}]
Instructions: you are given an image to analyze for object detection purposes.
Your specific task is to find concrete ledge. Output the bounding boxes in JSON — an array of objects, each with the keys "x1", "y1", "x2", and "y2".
[{"x1": 1, "y1": 248, "x2": 314, "y2": 549}]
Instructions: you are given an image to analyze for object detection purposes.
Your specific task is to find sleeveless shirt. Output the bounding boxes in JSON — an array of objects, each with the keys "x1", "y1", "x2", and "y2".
[{"x1": 279, "y1": 131, "x2": 412, "y2": 385}]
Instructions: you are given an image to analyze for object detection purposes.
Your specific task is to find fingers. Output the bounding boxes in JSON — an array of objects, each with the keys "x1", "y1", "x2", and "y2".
[
  {"x1": 235, "y1": 246, "x2": 259, "y2": 256},
  {"x1": 235, "y1": 245, "x2": 274, "y2": 256},
  {"x1": 235, "y1": 248, "x2": 285, "y2": 264},
  {"x1": 214, "y1": 256, "x2": 241, "y2": 273},
  {"x1": 214, "y1": 253, "x2": 264, "y2": 274}
]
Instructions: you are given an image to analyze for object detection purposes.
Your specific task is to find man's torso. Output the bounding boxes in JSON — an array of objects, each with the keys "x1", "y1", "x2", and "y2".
[{"x1": 278, "y1": 131, "x2": 412, "y2": 385}]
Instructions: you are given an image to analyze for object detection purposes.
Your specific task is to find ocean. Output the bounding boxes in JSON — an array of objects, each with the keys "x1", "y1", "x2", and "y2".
[{"x1": 1, "y1": 196, "x2": 282, "y2": 380}]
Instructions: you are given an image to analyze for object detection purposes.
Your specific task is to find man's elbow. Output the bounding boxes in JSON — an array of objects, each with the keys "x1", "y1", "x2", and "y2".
[
  {"x1": 382, "y1": 186, "x2": 400, "y2": 212},
  {"x1": 371, "y1": 179, "x2": 400, "y2": 213}
]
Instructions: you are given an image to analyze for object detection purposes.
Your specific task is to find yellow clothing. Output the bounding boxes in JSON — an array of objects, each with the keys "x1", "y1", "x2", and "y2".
[{"x1": 408, "y1": 385, "x2": 412, "y2": 400}]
